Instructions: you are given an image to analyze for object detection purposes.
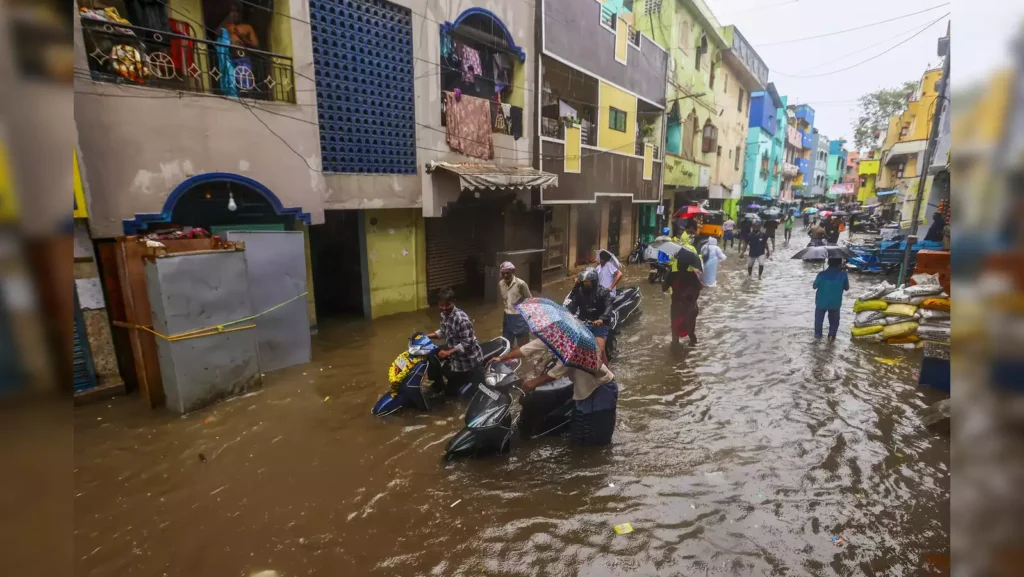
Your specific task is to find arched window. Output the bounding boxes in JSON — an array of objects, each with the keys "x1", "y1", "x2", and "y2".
[
  {"x1": 682, "y1": 110, "x2": 697, "y2": 158},
  {"x1": 440, "y1": 9, "x2": 525, "y2": 104},
  {"x1": 701, "y1": 120, "x2": 718, "y2": 154}
]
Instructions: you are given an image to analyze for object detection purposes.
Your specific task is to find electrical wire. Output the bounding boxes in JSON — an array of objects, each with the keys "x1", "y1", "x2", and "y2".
[
  {"x1": 775, "y1": 15, "x2": 945, "y2": 77},
  {"x1": 754, "y1": 3, "x2": 950, "y2": 47},
  {"x1": 774, "y1": 13, "x2": 948, "y2": 79}
]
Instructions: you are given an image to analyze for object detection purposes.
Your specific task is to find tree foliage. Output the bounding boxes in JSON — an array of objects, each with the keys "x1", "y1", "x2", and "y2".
[{"x1": 853, "y1": 80, "x2": 919, "y2": 150}]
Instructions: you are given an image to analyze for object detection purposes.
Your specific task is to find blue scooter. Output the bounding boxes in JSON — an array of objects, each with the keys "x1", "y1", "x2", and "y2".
[{"x1": 371, "y1": 333, "x2": 510, "y2": 416}]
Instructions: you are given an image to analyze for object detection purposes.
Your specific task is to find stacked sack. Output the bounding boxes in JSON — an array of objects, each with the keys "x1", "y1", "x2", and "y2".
[{"x1": 850, "y1": 278, "x2": 950, "y2": 348}]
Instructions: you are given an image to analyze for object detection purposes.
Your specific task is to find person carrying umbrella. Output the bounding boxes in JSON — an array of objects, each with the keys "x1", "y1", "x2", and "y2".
[
  {"x1": 565, "y1": 269, "x2": 614, "y2": 363},
  {"x1": 738, "y1": 216, "x2": 753, "y2": 255},
  {"x1": 596, "y1": 249, "x2": 623, "y2": 296},
  {"x1": 812, "y1": 258, "x2": 850, "y2": 342},
  {"x1": 664, "y1": 219, "x2": 704, "y2": 346},
  {"x1": 498, "y1": 261, "x2": 532, "y2": 348},
  {"x1": 490, "y1": 298, "x2": 619, "y2": 446}
]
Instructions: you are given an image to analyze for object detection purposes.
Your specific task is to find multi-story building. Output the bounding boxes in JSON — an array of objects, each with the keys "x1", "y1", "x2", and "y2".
[
  {"x1": 716, "y1": 25, "x2": 768, "y2": 217},
  {"x1": 780, "y1": 101, "x2": 801, "y2": 201},
  {"x1": 741, "y1": 84, "x2": 783, "y2": 199},
  {"x1": 845, "y1": 150, "x2": 861, "y2": 184},
  {"x1": 811, "y1": 131, "x2": 829, "y2": 197},
  {"x1": 876, "y1": 65, "x2": 944, "y2": 228},
  {"x1": 75, "y1": 0, "x2": 328, "y2": 324},
  {"x1": 826, "y1": 138, "x2": 849, "y2": 197},
  {"x1": 788, "y1": 104, "x2": 815, "y2": 198},
  {"x1": 76, "y1": 0, "x2": 556, "y2": 321},
  {"x1": 538, "y1": 0, "x2": 669, "y2": 266},
  {"x1": 857, "y1": 152, "x2": 881, "y2": 204},
  {"x1": 636, "y1": 0, "x2": 728, "y2": 222}
]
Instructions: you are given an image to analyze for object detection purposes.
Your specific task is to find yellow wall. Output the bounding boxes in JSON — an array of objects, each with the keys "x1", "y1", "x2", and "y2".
[
  {"x1": 73, "y1": 149, "x2": 86, "y2": 219},
  {"x1": 643, "y1": 143, "x2": 653, "y2": 180},
  {"x1": 507, "y1": 59, "x2": 526, "y2": 108},
  {"x1": 598, "y1": 81, "x2": 637, "y2": 154},
  {"x1": 269, "y1": 0, "x2": 294, "y2": 57},
  {"x1": 364, "y1": 209, "x2": 427, "y2": 319},
  {"x1": 565, "y1": 125, "x2": 581, "y2": 172}
]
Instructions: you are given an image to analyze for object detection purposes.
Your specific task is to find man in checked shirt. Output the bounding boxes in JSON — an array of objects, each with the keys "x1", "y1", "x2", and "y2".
[{"x1": 426, "y1": 287, "x2": 484, "y2": 396}]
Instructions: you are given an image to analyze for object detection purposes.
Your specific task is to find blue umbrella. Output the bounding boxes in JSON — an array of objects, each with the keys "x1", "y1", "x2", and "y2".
[
  {"x1": 803, "y1": 207, "x2": 819, "y2": 214},
  {"x1": 516, "y1": 298, "x2": 601, "y2": 374}
]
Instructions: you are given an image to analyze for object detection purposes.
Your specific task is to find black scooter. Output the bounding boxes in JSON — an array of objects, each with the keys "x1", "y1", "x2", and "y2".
[
  {"x1": 561, "y1": 282, "x2": 642, "y2": 362},
  {"x1": 442, "y1": 358, "x2": 575, "y2": 460}
]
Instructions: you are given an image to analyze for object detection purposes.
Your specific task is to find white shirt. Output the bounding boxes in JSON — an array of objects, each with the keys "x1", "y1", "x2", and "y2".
[
  {"x1": 723, "y1": 219, "x2": 736, "y2": 231},
  {"x1": 520, "y1": 339, "x2": 614, "y2": 400},
  {"x1": 596, "y1": 261, "x2": 620, "y2": 296},
  {"x1": 498, "y1": 275, "x2": 531, "y2": 315}
]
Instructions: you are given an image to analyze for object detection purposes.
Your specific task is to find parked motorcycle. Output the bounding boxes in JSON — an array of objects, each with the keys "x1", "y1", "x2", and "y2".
[
  {"x1": 442, "y1": 358, "x2": 575, "y2": 460},
  {"x1": 370, "y1": 333, "x2": 510, "y2": 416},
  {"x1": 626, "y1": 239, "x2": 648, "y2": 264}
]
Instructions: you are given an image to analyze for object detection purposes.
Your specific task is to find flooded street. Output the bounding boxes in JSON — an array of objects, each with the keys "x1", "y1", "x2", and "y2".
[{"x1": 74, "y1": 228, "x2": 949, "y2": 577}]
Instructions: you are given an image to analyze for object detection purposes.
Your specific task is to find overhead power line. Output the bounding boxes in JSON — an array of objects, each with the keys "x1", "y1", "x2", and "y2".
[
  {"x1": 774, "y1": 13, "x2": 946, "y2": 77},
  {"x1": 776, "y1": 13, "x2": 948, "y2": 78},
  {"x1": 754, "y1": 3, "x2": 950, "y2": 47}
]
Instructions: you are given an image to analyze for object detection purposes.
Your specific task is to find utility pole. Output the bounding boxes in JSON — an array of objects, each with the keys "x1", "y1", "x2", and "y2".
[{"x1": 898, "y1": 46, "x2": 950, "y2": 287}]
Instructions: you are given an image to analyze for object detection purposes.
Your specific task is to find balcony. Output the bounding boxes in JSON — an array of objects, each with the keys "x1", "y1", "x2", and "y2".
[
  {"x1": 801, "y1": 131, "x2": 814, "y2": 149},
  {"x1": 792, "y1": 184, "x2": 808, "y2": 197},
  {"x1": 793, "y1": 105, "x2": 815, "y2": 126},
  {"x1": 80, "y1": 15, "x2": 296, "y2": 103},
  {"x1": 782, "y1": 163, "x2": 799, "y2": 177},
  {"x1": 635, "y1": 139, "x2": 661, "y2": 159},
  {"x1": 795, "y1": 157, "x2": 810, "y2": 175}
]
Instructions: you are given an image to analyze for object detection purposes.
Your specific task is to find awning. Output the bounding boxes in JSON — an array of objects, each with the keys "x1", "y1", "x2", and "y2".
[
  {"x1": 884, "y1": 140, "x2": 927, "y2": 163},
  {"x1": 875, "y1": 189, "x2": 899, "y2": 197},
  {"x1": 427, "y1": 161, "x2": 558, "y2": 191}
]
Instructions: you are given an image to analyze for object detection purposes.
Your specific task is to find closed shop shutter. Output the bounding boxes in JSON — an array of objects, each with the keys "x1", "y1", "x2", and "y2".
[
  {"x1": 425, "y1": 214, "x2": 476, "y2": 292},
  {"x1": 73, "y1": 293, "x2": 97, "y2": 392}
]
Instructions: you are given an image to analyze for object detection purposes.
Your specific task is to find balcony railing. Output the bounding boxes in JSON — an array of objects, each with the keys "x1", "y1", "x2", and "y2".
[
  {"x1": 635, "y1": 140, "x2": 660, "y2": 158},
  {"x1": 80, "y1": 16, "x2": 296, "y2": 103},
  {"x1": 782, "y1": 163, "x2": 799, "y2": 177}
]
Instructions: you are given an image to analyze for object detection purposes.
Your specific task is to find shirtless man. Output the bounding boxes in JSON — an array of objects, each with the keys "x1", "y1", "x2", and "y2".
[{"x1": 220, "y1": 1, "x2": 259, "y2": 48}]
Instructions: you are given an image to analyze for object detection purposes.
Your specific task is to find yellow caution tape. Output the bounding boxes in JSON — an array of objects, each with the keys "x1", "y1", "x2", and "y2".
[{"x1": 116, "y1": 292, "x2": 308, "y2": 342}]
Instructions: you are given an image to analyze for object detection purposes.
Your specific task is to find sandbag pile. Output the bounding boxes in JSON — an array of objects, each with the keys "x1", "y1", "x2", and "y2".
[{"x1": 850, "y1": 278, "x2": 950, "y2": 348}]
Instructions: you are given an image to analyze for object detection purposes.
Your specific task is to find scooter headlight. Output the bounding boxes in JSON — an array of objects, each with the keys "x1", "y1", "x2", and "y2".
[{"x1": 485, "y1": 373, "x2": 500, "y2": 387}]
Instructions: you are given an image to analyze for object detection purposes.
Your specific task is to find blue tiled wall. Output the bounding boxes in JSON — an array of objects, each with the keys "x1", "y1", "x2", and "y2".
[{"x1": 310, "y1": 0, "x2": 417, "y2": 174}]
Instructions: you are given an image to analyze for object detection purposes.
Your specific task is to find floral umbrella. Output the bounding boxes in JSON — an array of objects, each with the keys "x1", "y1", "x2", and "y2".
[{"x1": 516, "y1": 298, "x2": 601, "y2": 375}]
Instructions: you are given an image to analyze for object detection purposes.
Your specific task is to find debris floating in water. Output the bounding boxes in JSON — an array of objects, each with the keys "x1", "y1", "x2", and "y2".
[
  {"x1": 832, "y1": 535, "x2": 847, "y2": 547},
  {"x1": 874, "y1": 357, "x2": 900, "y2": 366},
  {"x1": 450, "y1": 499, "x2": 462, "y2": 508},
  {"x1": 324, "y1": 396, "x2": 330, "y2": 402},
  {"x1": 198, "y1": 453, "x2": 207, "y2": 463},
  {"x1": 613, "y1": 523, "x2": 634, "y2": 535},
  {"x1": 608, "y1": 483, "x2": 615, "y2": 488}
]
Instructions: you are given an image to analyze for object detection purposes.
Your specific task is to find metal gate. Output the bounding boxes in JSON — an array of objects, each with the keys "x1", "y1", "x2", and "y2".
[
  {"x1": 425, "y1": 213, "x2": 477, "y2": 294},
  {"x1": 73, "y1": 291, "x2": 97, "y2": 393}
]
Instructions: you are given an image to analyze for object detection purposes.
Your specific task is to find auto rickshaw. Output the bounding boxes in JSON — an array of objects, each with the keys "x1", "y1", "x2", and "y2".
[{"x1": 697, "y1": 210, "x2": 725, "y2": 242}]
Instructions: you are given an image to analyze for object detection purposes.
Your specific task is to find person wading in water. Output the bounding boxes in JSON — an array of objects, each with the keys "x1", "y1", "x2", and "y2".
[{"x1": 664, "y1": 219, "x2": 704, "y2": 346}]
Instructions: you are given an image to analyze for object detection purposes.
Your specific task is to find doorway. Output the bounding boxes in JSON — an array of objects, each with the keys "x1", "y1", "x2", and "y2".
[
  {"x1": 309, "y1": 210, "x2": 366, "y2": 319},
  {"x1": 576, "y1": 204, "x2": 599, "y2": 265},
  {"x1": 607, "y1": 201, "x2": 622, "y2": 256}
]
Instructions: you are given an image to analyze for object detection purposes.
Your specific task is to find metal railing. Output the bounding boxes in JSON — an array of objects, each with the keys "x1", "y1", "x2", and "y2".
[{"x1": 80, "y1": 17, "x2": 296, "y2": 103}]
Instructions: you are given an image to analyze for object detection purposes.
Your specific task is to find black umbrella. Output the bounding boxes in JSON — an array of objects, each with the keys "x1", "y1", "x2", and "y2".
[{"x1": 791, "y1": 245, "x2": 858, "y2": 260}]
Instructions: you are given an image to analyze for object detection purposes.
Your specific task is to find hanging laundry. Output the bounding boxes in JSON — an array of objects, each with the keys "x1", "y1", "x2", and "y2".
[
  {"x1": 445, "y1": 91, "x2": 493, "y2": 159},
  {"x1": 493, "y1": 53, "x2": 512, "y2": 93},
  {"x1": 492, "y1": 101, "x2": 510, "y2": 135},
  {"x1": 440, "y1": 30, "x2": 454, "y2": 58},
  {"x1": 509, "y1": 106, "x2": 523, "y2": 140},
  {"x1": 458, "y1": 44, "x2": 482, "y2": 85}
]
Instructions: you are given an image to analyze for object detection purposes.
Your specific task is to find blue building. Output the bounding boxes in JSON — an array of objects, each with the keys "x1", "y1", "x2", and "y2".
[{"x1": 742, "y1": 84, "x2": 784, "y2": 198}]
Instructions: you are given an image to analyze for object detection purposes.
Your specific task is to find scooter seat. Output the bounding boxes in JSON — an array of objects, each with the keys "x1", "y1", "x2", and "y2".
[{"x1": 479, "y1": 337, "x2": 511, "y2": 362}]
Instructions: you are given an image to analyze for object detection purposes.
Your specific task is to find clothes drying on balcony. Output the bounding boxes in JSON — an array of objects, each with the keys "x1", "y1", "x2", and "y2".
[
  {"x1": 445, "y1": 91, "x2": 494, "y2": 160},
  {"x1": 216, "y1": 29, "x2": 238, "y2": 97}
]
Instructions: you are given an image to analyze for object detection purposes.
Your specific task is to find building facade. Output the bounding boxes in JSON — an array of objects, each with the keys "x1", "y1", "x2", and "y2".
[
  {"x1": 811, "y1": 131, "x2": 829, "y2": 197},
  {"x1": 876, "y1": 66, "x2": 944, "y2": 228},
  {"x1": 716, "y1": 25, "x2": 767, "y2": 216},
  {"x1": 789, "y1": 104, "x2": 815, "y2": 198},
  {"x1": 780, "y1": 99, "x2": 801, "y2": 201},
  {"x1": 539, "y1": 0, "x2": 669, "y2": 265},
  {"x1": 741, "y1": 83, "x2": 783, "y2": 199},
  {"x1": 636, "y1": 0, "x2": 728, "y2": 223}
]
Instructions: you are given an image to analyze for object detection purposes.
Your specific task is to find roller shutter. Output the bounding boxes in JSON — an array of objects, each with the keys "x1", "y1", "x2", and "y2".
[
  {"x1": 425, "y1": 214, "x2": 477, "y2": 292},
  {"x1": 73, "y1": 291, "x2": 97, "y2": 392}
]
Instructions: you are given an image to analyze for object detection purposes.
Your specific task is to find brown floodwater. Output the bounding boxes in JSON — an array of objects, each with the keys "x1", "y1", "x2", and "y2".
[{"x1": 74, "y1": 228, "x2": 949, "y2": 576}]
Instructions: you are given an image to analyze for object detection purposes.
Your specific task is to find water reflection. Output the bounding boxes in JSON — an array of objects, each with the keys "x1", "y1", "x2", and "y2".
[{"x1": 74, "y1": 229, "x2": 949, "y2": 576}]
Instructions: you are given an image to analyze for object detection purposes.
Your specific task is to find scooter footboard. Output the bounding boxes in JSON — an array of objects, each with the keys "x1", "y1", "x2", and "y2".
[{"x1": 519, "y1": 378, "x2": 574, "y2": 439}]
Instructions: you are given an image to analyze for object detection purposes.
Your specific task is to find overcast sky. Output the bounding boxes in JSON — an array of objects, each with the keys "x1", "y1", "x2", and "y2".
[{"x1": 701, "y1": 0, "x2": 1023, "y2": 145}]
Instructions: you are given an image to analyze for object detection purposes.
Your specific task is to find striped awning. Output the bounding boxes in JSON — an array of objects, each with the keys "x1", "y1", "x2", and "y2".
[{"x1": 427, "y1": 161, "x2": 558, "y2": 191}]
